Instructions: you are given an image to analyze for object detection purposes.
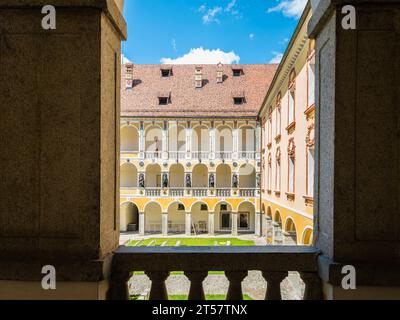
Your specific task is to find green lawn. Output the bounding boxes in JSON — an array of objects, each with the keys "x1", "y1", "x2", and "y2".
[
  {"x1": 127, "y1": 237, "x2": 255, "y2": 247},
  {"x1": 131, "y1": 294, "x2": 253, "y2": 301}
]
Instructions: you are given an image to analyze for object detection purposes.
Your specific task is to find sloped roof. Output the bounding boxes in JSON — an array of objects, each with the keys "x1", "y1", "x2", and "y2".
[{"x1": 121, "y1": 64, "x2": 278, "y2": 118}]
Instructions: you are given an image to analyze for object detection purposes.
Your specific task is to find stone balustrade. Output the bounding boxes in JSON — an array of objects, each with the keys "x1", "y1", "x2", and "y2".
[
  {"x1": 108, "y1": 246, "x2": 321, "y2": 300},
  {"x1": 122, "y1": 151, "x2": 259, "y2": 161}
]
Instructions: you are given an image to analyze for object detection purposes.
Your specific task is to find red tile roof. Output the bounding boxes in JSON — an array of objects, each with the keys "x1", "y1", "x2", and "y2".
[{"x1": 121, "y1": 64, "x2": 278, "y2": 118}]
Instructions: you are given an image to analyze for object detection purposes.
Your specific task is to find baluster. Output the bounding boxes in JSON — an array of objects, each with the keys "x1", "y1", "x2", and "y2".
[
  {"x1": 147, "y1": 271, "x2": 169, "y2": 300},
  {"x1": 262, "y1": 271, "x2": 287, "y2": 300},
  {"x1": 300, "y1": 272, "x2": 322, "y2": 300},
  {"x1": 108, "y1": 270, "x2": 132, "y2": 300},
  {"x1": 226, "y1": 271, "x2": 247, "y2": 300},
  {"x1": 185, "y1": 271, "x2": 208, "y2": 300}
]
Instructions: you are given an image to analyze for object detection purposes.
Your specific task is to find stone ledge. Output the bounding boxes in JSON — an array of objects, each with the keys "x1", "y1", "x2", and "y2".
[{"x1": 0, "y1": 0, "x2": 127, "y2": 40}]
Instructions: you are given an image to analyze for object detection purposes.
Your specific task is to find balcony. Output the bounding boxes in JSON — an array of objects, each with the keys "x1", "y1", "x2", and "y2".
[
  {"x1": 121, "y1": 151, "x2": 260, "y2": 161},
  {"x1": 108, "y1": 246, "x2": 321, "y2": 300}
]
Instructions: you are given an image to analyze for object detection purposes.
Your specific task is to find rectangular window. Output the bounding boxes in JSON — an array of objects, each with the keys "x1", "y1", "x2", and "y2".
[
  {"x1": 288, "y1": 156, "x2": 295, "y2": 193},
  {"x1": 220, "y1": 204, "x2": 228, "y2": 211},
  {"x1": 308, "y1": 57, "x2": 316, "y2": 107},
  {"x1": 221, "y1": 213, "x2": 231, "y2": 229},
  {"x1": 161, "y1": 68, "x2": 173, "y2": 77},
  {"x1": 201, "y1": 204, "x2": 208, "y2": 211},
  {"x1": 288, "y1": 90, "x2": 295, "y2": 125},
  {"x1": 232, "y1": 69, "x2": 243, "y2": 77},
  {"x1": 276, "y1": 161, "x2": 281, "y2": 192},
  {"x1": 276, "y1": 107, "x2": 281, "y2": 137},
  {"x1": 159, "y1": 97, "x2": 169, "y2": 105},
  {"x1": 268, "y1": 164, "x2": 272, "y2": 191},
  {"x1": 268, "y1": 118, "x2": 272, "y2": 144},
  {"x1": 307, "y1": 148, "x2": 314, "y2": 197},
  {"x1": 239, "y1": 213, "x2": 250, "y2": 229},
  {"x1": 234, "y1": 97, "x2": 245, "y2": 105}
]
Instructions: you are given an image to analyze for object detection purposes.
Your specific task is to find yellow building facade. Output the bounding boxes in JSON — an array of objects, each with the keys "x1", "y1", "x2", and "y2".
[{"x1": 259, "y1": 6, "x2": 314, "y2": 245}]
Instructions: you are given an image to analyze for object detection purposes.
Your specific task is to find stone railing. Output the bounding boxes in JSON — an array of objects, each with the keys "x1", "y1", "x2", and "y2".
[
  {"x1": 145, "y1": 188, "x2": 161, "y2": 197},
  {"x1": 216, "y1": 188, "x2": 231, "y2": 197},
  {"x1": 239, "y1": 188, "x2": 256, "y2": 197},
  {"x1": 193, "y1": 188, "x2": 208, "y2": 197},
  {"x1": 144, "y1": 151, "x2": 162, "y2": 159},
  {"x1": 239, "y1": 152, "x2": 256, "y2": 160},
  {"x1": 169, "y1": 151, "x2": 186, "y2": 160},
  {"x1": 108, "y1": 246, "x2": 321, "y2": 300},
  {"x1": 216, "y1": 152, "x2": 233, "y2": 160},
  {"x1": 192, "y1": 151, "x2": 210, "y2": 160},
  {"x1": 169, "y1": 188, "x2": 185, "y2": 197},
  {"x1": 126, "y1": 151, "x2": 260, "y2": 161}
]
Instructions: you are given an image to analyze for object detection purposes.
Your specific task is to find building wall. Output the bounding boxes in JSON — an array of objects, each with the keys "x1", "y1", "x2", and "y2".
[{"x1": 260, "y1": 9, "x2": 314, "y2": 245}]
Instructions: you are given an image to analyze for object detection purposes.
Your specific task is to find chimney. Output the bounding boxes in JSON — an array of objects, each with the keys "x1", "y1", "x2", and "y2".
[
  {"x1": 195, "y1": 67, "x2": 203, "y2": 88},
  {"x1": 125, "y1": 63, "x2": 134, "y2": 89},
  {"x1": 216, "y1": 62, "x2": 223, "y2": 83}
]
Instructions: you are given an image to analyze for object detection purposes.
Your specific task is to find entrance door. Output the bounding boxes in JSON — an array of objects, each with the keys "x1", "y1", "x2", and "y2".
[
  {"x1": 239, "y1": 212, "x2": 250, "y2": 230},
  {"x1": 221, "y1": 212, "x2": 231, "y2": 229}
]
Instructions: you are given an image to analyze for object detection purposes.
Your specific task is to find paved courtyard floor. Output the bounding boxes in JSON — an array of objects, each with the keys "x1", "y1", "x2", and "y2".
[{"x1": 121, "y1": 233, "x2": 305, "y2": 300}]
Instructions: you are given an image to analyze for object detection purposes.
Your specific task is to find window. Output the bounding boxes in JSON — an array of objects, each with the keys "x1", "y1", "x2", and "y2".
[
  {"x1": 232, "y1": 68, "x2": 243, "y2": 77},
  {"x1": 201, "y1": 204, "x2": 208, "y2": 211},
  {"x1": 288, "y1": 156, "x2": 295, "y2": 194},
  {"x1": 234, "y1": 97, "x2": 245, "y2": 105},
  {"x1": 275, "y1": 148, "x2": 281, "y2": 192},
  {"x1": 159, "y1": 97, "x2": 169, "y2": 105},
  {"x1": 161, "y1": 68, "x2": 173, "y2": 77},
  {"x1": 308, "y1": 56, "x2": 316, "y2": 107},
  {"x1": 267, "y1": 153, "x2": 272, "y2": 191},
  {"x1": 178, "y1": 204, "x2": 185, "y2": 211},
  {"x1": 288, "y1": 69, "x2": 296, "y2": 126},
  {"x1": 276, "y1": 92, "x2": 282, "y2": 137},
  {"x1": 267, "y1": 107, "x2": 272, "y2": 145},
  {"x1": 220, "y1": 204, "x2": 228, "y2": 211},
  {"x1": 307, "y1": 147, "x2": 314, "y2": 197}
]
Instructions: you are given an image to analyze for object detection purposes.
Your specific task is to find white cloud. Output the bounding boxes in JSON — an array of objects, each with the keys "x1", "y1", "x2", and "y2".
[
  {"x1": 202, "y1": 6, "x2": 223, "y2": 24},
  {"x1": 198, "y1": 4, "x2": 206, "y2": 13},
  {"x1": 249, "y1": 33, "x2": 255, "y2": 40},
  {"x1": 121, "y1": 54, "x2": 132, "y2": 64},
  {"x1": 161, "y1": 47, "x2": 240, "y2": 65},
  {"x1": 267, "y1": 0, "x2": 307, "y2": 19},
  {"x1": 225, "y1": 0, "x2": 239, "y2": 15},
  {"x1": 269, "y1": 52, "x2": 283, "y2": 64}
]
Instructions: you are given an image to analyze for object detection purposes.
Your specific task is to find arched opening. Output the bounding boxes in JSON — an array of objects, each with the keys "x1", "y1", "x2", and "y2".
[
  {"x1": 146, "y1": 164, "x2": 161, "y2": 187},
  {"x1": 239, "y1": 164, "x2": 256, "y2": 188},
  {"x1": 274, "y1": 210, "x2": 282, "y2": 225},
  {"x1": 191, "y1": 202, "x2": 209, "y2": 234},
  {"x1": 216, "y1": 164, "x2": 231, "y2": 188},
  {"x1": 145, "y1": 202, "x2": 162, "y2": 234},
  {"x1": 272, "y1": 210, "x2": 284, "y2": 245},
  {"x1": 169, "y1": 164, "x2": 185, "y2": 187},
  {"x1": 265, "y1": 206, "x2": 273, "y2": 240},
  {"x1": 168, "y1": 124, "x2": 186, "y2": 153},
  {"x1": 167, "y1": 202, "x2": 186, "y2": 234},
  {"x1": 302, "y1": 228, "x2": 313, "y2": 246},
  {"x1": 121, "y1": 126, "x2": 139, "y2": 152},
  {"x1": 284, "y1": 217, "x2": 298, "y2": 245},
  {"x1": 216, "y1": 125, "x2": 233, "y2": 157},
  {"x1": 120, "y1": 202, "x2": 139, "y2": 232},
  {"x1": 238, "y1": 202, "x2": 255, "y2": 232},
  {"x1": 192, "y1": 164, "x2": 208, "y2": 187},
  {"x1": 238, "y1": 125, "x2": 255, "y2": 154},
  {"x1": 145, "y1": 125, "x2": 163, "y2": 154},
  {"x1": 191, "y1": 125, "x2": 210, "y2": 153},
  {"x1": 120, "y1": 163, "x2": 137, "y2": 188},
  {"x1": 214, "y1": 202, "x2": 233, "y2": 232}
]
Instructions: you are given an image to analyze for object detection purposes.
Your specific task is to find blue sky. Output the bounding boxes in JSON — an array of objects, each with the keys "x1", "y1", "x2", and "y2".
[{"x1": 122, "y1": 0, "x2": 307, "y2": 65}]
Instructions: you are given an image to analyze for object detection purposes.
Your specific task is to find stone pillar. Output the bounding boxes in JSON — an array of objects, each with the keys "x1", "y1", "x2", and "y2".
[
  {"x1": 309, "y1": 0, "x2": 400, "y2": 299},
  {"x1": 162, "y1": 121, "x2": 168, "y2": 160},
  {"x1": 231, "y1": 212, "x2": 238, "y2": 236},
  {"x1": 210, "y1": 123, "x2": 216, "y2": 160},
  {"x1": 232, "y1": 123, "x2": 239, "y2": 160},
  {"x1": 162, "y1": 213, "x2": 168, "y2": 236},
  {"x1": 186, "y1": 121, "x2": 192, "y2": 160},
  {"x1": 255, "y1": 211, "x2": 261, "y2": 237},
  {"x1": 208, "y1": 212, "x2": 215, "y2": 236},
  {"x1": 255, "y1": 123, "x2": 261, "y2": 160},
  {"x1": 185, "y1": 212, "x2": 192, "y2": 236},
  {"x1": 139, "y1": 121, "x2": 145, "y2": 158},
  {"x1": 139, "y1": 212, "x2": 145, "y2": 236},
  {"x1": 0, "y1": 0, "x2": 127, "y2": 300}
]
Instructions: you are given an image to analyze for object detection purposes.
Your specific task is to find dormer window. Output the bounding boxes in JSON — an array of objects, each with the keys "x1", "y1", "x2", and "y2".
[
  {"x1": 232, "y1": 68, "x2": 243, "y2": 77},
  {"x1": 234, "y1": 97, "x2": 245, "y2": 105},
  {"x1": 161, "y1": 68, "x2": 173, "y2": 77},
  {"x1": 195, "y1": 67, "x2": 203, "y2": 88},
  {"x1": 159, "y1": 97, "x2": 169, "y2": 105}
]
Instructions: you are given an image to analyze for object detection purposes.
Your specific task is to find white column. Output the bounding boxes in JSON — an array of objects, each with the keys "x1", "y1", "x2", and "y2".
[
  {"x1": 255, "y1": 211, "x2": 261, "y2": 237},
  {"x1": 255, "y1": 123, "x2": 261, "y2": 160},
  {"x1": 186, "y1": 122, "x2": 192, "y2": 160},
  {"x1": 162, "y1": 212, "x2": 168, "y2": 236},
  {"x1": 210, "y1": 125, "x2": 216, "y2": 160},
  {"x1": 233, "y1": 126, "x2": 239, "y2": 160},
  {"x1": 139, "y1": 211, "x2": 145, "y2": 236},
  {"x1": 208, "y1": 212, "x2": 215, "y2": 236},
  {"x1": 139, "y1": 121, "x2": 144, "y2": 158},
  {"x1": 185, "y1": 212, "x2": 192, "y2": 236},
  {"x1": 231, "y1": 212, "x2": 238, "y2": 236},
  {"x1": 162, "y1": 122, "x2": 168, "y2": 160}
]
